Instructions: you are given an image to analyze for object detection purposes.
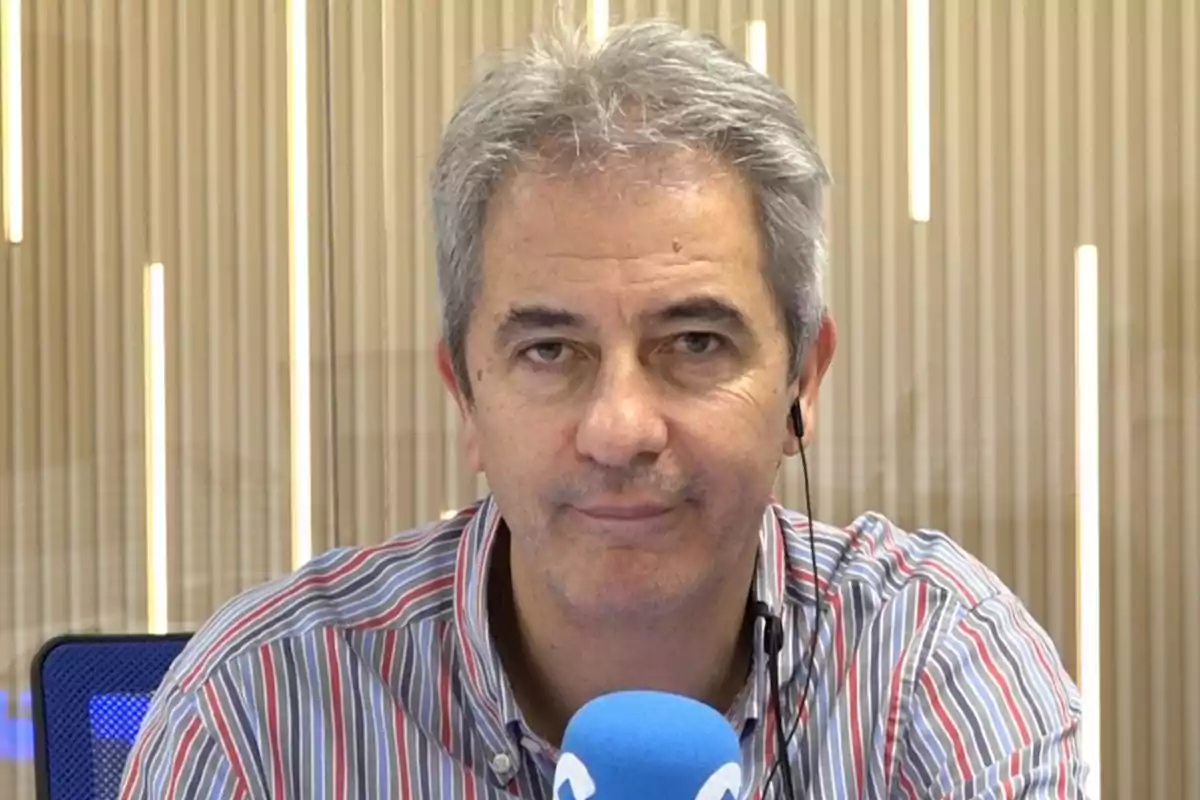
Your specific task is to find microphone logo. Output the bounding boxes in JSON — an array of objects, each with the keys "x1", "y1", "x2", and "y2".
[
  {"x1": 553, "y1": 752, "x2": 597, "y2": 800},
  {"x1": 694, "y1": 762, "x2": 742, "y2": 800}
]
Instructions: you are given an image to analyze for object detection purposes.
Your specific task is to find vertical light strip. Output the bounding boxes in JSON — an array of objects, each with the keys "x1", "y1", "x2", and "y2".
[
  {"x1": 588, "y1": 0, "x2": 608, "y2": 44},
  {"x1": 906, "y1": 0, "x2": 931, "y2": 221},
  {"x1": 1075, "y1": 243, "x2": 1102, "y2": 800},
  {"x1": 287, "y1": 0, "x2": 312, "y2": 569},
  {"x1": 746, "y1": 19, "x2": 768, "y2": 75},
  {"x1": 1, "y1": 0, "x2": 22, "y2": 242},
  {"x1": 144, "y1": 263, "x2": 168, "y2": 634}
]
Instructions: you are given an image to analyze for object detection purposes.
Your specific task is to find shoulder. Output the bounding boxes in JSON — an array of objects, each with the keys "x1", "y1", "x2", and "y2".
[
  {"x1": 167, "y1": 505, "x2": 478, "y2": 694},
  {"x1": 776, "y1": 505, "x2": 1013, "y2": 613}
]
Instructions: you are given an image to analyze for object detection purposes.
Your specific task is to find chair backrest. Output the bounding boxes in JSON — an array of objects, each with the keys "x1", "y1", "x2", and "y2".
[{"x1": 31, "y1": 633, "x2": 192, "y2": 800}]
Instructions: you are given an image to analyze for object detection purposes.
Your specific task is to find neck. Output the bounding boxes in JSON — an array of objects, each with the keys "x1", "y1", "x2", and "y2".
[{"x1": 489, "y1": 532, "x2": 758, "y2": 746}]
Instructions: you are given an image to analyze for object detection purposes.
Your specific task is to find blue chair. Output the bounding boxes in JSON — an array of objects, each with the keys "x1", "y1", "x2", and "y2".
[{"x1": 31, "y1": 633, "x2": 192, "y2": 800}]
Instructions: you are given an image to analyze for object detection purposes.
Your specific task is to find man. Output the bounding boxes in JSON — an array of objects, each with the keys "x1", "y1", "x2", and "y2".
[{"x1": 120, "y1": 20, "x2": 1087, "y2": 799}]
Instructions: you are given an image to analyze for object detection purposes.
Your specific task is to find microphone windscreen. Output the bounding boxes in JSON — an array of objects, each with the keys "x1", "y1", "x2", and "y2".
[{"x1": 552, "y1": 690, "x2": 743, "y2": 800}]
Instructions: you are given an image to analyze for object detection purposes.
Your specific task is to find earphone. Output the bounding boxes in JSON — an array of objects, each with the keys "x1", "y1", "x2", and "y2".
[
  {"x1": 789, "y1": 400, "x2": 805, "y2": 443},
  {"x1": 754, "y1": 400, "x2": 820, "y2": 800}
]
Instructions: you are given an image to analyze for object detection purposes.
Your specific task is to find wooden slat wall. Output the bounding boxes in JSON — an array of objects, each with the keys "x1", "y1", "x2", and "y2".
[
  {"x1": 0, "y1": 4, "x2": 300, "y2": 795},
  {"x1": 1, "y1": 1, "x2": 1197, "y2": 798},
  {"x1": 1093, "y1": 2, "x2": 1200, "y2": 796}
]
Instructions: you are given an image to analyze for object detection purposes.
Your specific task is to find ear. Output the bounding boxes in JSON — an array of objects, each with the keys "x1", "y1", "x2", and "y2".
[
  {"x1": 437, "y1": 341, "x2": 483, "y2": 473},
  {"x1": 782, "y1": 312, "x2": 838, "y2": 455}
]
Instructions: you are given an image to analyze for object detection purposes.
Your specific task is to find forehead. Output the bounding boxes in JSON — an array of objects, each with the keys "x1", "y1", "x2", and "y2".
[{"x1": 476, "y1": 153, "x2": 774, "y2": 325}]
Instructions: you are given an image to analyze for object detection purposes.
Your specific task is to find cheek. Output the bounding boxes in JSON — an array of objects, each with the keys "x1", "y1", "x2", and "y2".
[
  {"x1": 475, "y1": 403, "x2": 568, "y2": 493},
  {"x1": 684, "y1": 408, "x2": 786, "y2": 496}
]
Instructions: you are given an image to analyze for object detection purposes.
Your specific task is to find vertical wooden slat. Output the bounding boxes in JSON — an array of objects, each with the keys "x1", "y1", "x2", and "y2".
[
  {"x1": 354, "y1": 0, "x2": 386, "y2": 540},
  {"x1": 911, "y1": 0, "x2": 938, "y2": 528},
  {"x1": 63, "y1": 0, "x2": 95, "y2": 629},
  {"x1": 1079, "y1": 0, "x2": 1118, "y2": 789},
  {"x1": 503, "y1": 0, "x2": 527, "y2": 47},
  {"x1": 0, "y1": 0, "x2": 12, "y2": 776},
  {"x1": 1107, "y1": 0, "x2": 1140, "y2": 794},
  {"x1": 876, "y1": 0, "x2": 903, "y2": 523},
  {"x1": 0, "y1": 163, "x2": 12, "y2": 800},
  {"x1": 234, "y1": 0, "x2": 270, "y2": 586},
  {"x1": 1007, "y1": 0, "x2": 1035, "y2": 610},
  {"x1": 93, "y1": 2, "x2": 129, "y2": 633},
  {"x1": 176, "y1": 0, "x2": 209, "y2": 627},
  {"x1": 6, "y1": 228, "x2": 34, "y2": 800},
  {"x1": 777, "y1": 0, "x2": 799, "y2": 106},
  {"x1": 411, "y1": 0, "x2": 440, "y2": 523},
  {"x1": 845, "y1": 0, "x2": 871, "y2": 517},
  {"x1": 1145, "y1": 2, "x2": 1178, "y2": 793},
  {"x1": 942, "y1": 0, "x2": 970, "y2": 553},
  {"x1": 326, "y1": 0, "x2": 351, "y2": 542},
  {"x1": 305, "y1": 0, "x2": 333, "y2": 556},
  {"x1": 1044, "y1": 0, "x2": 1076, "y2": 673},
  {"x1": 204, "y1": 0, "x2": 235, "y2": 609},
  {"x1": 859, "y1": 0, "x2": 884, "y2": 521},
  {"x1": 1183, "y1": 1, "x2": 1200, "y2": 795},
  {"x1": 323, "y1": 0, "x2": 348, "y2": 544},
  {"x1": 974, "y1": 0, "x2": 999, "y2": 571},
  {"x1": 152, "y1": 0, "x2": 182, "y2": 629},
  {"x1": 653, "y1": 0, "x2": 679, "y2": 24},
  {"x1": 381, "y1": 0, "x2": 416, "y2": 534},
  {"x1": 264, "y1": 0, "x2": 291, "y2": 580},
  {"x1": 35, "y1": 0, "x2": 68, "y2": 655}
]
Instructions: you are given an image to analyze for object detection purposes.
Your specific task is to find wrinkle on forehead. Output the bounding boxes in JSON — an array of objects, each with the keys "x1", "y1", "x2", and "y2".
[{"x1": 482, "y1": 151, "x2": 762, "y2": 270}]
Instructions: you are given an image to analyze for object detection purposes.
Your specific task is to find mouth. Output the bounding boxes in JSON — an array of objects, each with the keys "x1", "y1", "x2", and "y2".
[{"x1": 570, "y1": 503, "x2": 678, "y2": 522}]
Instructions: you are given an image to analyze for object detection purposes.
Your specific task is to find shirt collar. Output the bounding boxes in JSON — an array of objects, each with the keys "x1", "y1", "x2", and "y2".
[{"x1": 451, "y1": 496, "x2": 821, "y2": 759}]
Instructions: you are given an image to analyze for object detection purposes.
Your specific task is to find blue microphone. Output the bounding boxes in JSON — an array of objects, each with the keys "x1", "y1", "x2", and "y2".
[{"x1": 552, "y1": 690, "x2": 744, "y2": 800}]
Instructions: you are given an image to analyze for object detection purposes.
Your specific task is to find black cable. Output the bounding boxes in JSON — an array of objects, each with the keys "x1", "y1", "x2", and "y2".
[
  {"x1": 766, "y1": 613, "x2": 796, "y2": 797},
  {"x1": 760, "y1": 403, "x2": 822, "y2": 800}
]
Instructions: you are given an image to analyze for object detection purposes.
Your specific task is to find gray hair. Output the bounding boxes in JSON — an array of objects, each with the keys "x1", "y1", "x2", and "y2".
[{"x1": 431, "y1": 19, "x2": 829, "y2": 402}]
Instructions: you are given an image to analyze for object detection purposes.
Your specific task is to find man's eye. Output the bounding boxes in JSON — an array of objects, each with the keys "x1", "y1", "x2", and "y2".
[
  {"x1": 669, "y1": 332, "x2": 725, "y2": 356},
  {"x1": 520, "y1": 341, "x2": 570, "y2": 365}
]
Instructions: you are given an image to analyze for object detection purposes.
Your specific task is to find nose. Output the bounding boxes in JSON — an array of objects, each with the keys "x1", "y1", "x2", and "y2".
[{"x1": 574, "y1": 357, "x2": 668, "y2": 468}]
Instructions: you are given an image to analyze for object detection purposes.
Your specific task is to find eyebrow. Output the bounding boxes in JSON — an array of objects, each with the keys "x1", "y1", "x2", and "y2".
[
  {"x1": 492, "y1": 295, "x2": 752, "y2": 348},
  {"x1": 494, "y1": 305, "x2": 587, "y2": 348},
  {"x1": 650, "y1": 296, "x2": 750, "y2": 330}
]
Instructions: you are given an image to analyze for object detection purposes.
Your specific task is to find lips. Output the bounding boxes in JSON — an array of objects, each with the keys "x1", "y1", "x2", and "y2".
[{"x1": 571, "y1": 504, "x2": 676, "y2": 521}]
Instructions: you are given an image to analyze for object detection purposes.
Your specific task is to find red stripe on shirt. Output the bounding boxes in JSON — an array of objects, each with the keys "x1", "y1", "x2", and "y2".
[
  {"x1": 919, "y1": 670, "x2": 972, "y2": 779},
  {"x1": 961, "y1": 624, "x2": 1032, "y2": 745},
  {"x1": 165, "y1": 715, "x2": 203, "y2": 797},
  {"x1": 202, "y1": 681, "x2": 250, "y2": 792},
  {"x1": 324, "y1": 627, "x2": 347, "y2": 800},
  {"x1": 259, "y1": 645, "x2": 287, "y2": 796}
]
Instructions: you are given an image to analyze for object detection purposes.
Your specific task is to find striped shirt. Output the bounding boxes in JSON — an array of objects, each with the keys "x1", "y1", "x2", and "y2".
[{"x1": 119, "y1": 496, "x2": 1088, "y2": 798}]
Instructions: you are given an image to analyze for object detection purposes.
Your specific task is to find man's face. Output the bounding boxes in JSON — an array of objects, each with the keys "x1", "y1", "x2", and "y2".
[{"x1": 442, "y1": 155, "x2": 811, "y2": 620}]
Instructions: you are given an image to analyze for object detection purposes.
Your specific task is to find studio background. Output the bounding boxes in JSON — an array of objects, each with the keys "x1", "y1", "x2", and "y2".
[{"x1": 1, "y1": 1, "x2": 1197, "y2": 797}]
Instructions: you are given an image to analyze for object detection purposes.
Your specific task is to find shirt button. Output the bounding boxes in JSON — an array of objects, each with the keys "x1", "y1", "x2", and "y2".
[{"x1": 491, "y1": 753, "x2": 514, "y2": 776}]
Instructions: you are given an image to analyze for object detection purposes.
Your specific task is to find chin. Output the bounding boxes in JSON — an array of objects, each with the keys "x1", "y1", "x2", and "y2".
[{"x1": 549, "y1": 553, "x2": 707, "y2": 621}]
